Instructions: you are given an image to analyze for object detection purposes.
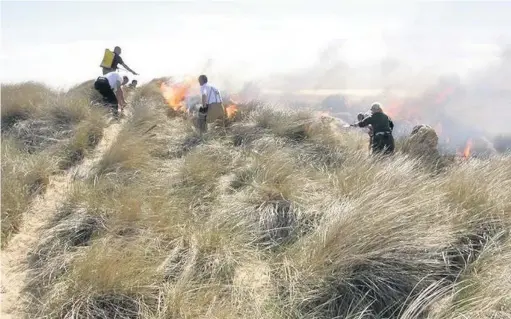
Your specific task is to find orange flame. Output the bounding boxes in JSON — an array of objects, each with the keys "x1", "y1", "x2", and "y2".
[
  {"x1": 463, "y1": 139, "x2": 473, "y2": 158},
  {"x1": 225, "y1": 104, "x2": 239, "y2": 119},
  {"x1": 223, "y1": 95, "x2": 243, "y2": 120},
  {"x1": 160, "y1": 80, "x2": 243, "y2": 120},
  {"x1": 384, "y1": 99, "x2": 422, "y2": 124},
  {"x1": 159, "y1": 78, "x2": 193, "y2": 112}
]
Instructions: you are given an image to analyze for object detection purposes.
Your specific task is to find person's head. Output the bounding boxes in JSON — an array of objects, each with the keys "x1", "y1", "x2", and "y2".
[
  {"x1": 357, "y1": 113, "x2": 365, "y2": 121},
  {"x1": 198, "y1": 74, "x2": 208, "y2": 86},
  {"x1": 131, "y1": 79, "x2": 138, "y2": 86},
  {"x1": 114, "y1": 46, "x2": 122, "y2": 55},
  {"x1": 370, "y1": 102, "x2": 383, "y2": 114},
  {"x1": 122, "y1": 75, "x2": 129, "y2": 85}
]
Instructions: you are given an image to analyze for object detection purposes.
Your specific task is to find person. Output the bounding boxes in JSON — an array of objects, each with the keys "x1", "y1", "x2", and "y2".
[
  {"x1": 128, "y1": 79, "x2": 138, "y2": 88},
  {"x1": 93, "y1": 72, "x2": 129, "y2": 116},
  {"x1": 197, "y1": 74, "x2": 225, "y2": 133},
  {"x1": 101, "y1": 46, "x2": 139, "y2": 76},
  {"x1": 357, "y1": 112, "x2": 373, "y2": 153},
  {"x1": 351, "y1": 103, "x2": 395, "y2": 155}
]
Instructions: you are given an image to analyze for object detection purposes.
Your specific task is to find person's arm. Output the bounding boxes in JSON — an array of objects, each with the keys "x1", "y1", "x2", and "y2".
[
  {"x1": 119, "y1": 87, "x2": 127, "y2": 107},
  {"x1": 115, "y1": 82, "x2": 127, "y2": 109},
  {"x1": 120, "y1": 62, "x2": 138, "y2": 75},
  {"x1": 116, "y1": 55, "x2": 138, "y2": 75},
  {"x1": 115, "y1": 89, "x2": 124, "y2": 109},
  {"x1": 351, "y1": 115, "x2": 373, "y2": 128},
  {"x1": 389, "y1": 118, "x2": 394, "y2": 131}
]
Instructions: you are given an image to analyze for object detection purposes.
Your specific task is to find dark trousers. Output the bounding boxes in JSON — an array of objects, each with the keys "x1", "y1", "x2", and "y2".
[
  {"x1": 197, "y1": 106, "x2": 208, "y2": 133},
  {"x1": 94, "y1": 77, "x2": 118, "y2": 113},
  {"x1": 372, "y1": 132, "x2": 395, "y2": 155}
]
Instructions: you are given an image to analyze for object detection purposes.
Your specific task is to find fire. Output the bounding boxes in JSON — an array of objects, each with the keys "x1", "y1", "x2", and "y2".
[
  {"x1": 159, "y1": 80, "x2": 243, "y2": 120},
  {"x1": 222, "y1": 94, "x2": 244, "y2": 120},
  {"x1": 159, "y1": 78, "x2": 193, "y2": 112},
  {"x1": 463, "y1": 139, "x2": 473, "y2": 158},
  {"x1": 225, "y1": 104, "x2": 239, "y2": 119},
  {"x1": 383, "y1": 99, "x2": 403, "y2": 119},
  {"x1": 384, "y1": 99, "x2": 422, "y2": 124}
]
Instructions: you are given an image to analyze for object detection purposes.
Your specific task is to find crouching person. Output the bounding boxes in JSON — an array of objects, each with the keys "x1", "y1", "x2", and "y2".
[
  {"x1": 351, "y1": 103, "x2": 395, "y2": 155},
  {"x1": 94, "y1": 72, "x2": 129, "y2": 117},
  {"x1": 197, "y1": 74, "x2": 226, "y2": 134}
]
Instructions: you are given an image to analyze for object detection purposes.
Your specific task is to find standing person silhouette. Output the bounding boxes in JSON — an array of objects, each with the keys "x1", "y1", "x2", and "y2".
[{"x1": 101, "y1": 46, "x2": 138, "y2": 76}]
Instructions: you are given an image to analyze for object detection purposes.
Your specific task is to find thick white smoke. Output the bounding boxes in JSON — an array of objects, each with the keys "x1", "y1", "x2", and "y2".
[{"x1": 177, "y1": 3, "x2": 511, "y2": 154}]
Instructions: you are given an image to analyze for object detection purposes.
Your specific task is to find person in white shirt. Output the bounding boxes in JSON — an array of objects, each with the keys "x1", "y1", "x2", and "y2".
[
  {"x1": 93, "y1": 71, "x2": 129, "y2": 116},
  {"x1": 197, "y1": 74, "x2": 225, "y2": 133}
]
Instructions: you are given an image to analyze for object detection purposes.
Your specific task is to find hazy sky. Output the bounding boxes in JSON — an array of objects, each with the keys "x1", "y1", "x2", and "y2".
[{"x1": 2, "y1": 1, "x2": 510, "y2": 90}]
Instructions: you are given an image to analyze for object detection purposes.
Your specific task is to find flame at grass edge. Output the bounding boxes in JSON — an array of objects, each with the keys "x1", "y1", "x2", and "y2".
[
  {"x1": 160, "y1": 80, "x2": 242, "y2": 119},
  {"x1": 463, "y1": 139, "x2": 473, "y2": 158},
  {"x1": 159, "y1": 78, "x2": 193, "y2": 112},
  {"x1": 225, "y1": 104, "x2": 238, "y2": 119}
]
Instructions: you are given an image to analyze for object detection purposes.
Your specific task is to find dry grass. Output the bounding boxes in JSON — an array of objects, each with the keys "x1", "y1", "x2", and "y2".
[
  {"x1": 1, "y1": 82, "x2": 55, "y2": 129},
  {"x1": 1, "y1": 81, "x2": 108, "y2": 247},
  {"x1": 5, "y1": 80, "x2": 511, "y2": 318},
  {"x1": 67, "y1": 79, "x2": 102, "y2": 102},
  {"x1": 56, "y1": 109, "x2": 106, "y2": 170},
  {"x1": 1, "y1": 138, "x2": 56, "y2": 246}
]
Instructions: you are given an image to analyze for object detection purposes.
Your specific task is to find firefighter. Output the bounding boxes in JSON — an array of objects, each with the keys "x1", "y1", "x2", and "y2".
[
  {"x1": 128, "y1": 79, "x2": 138, "y2": 88},
  {"x1": 93, "y1": 72, "x2": 129, "y2": 116},
  {"x1": 197, "y1": 74, "x2": 225, "y2": 133},
  {"x1": 101, "y1": 46, "x2": 138, "y2": 76},
  {"x1": 351, "y1": 103, "x2": 395, "y2": 155},
  {"x1": 357, "y1": 112, "x2": 373, "y2": 153}
]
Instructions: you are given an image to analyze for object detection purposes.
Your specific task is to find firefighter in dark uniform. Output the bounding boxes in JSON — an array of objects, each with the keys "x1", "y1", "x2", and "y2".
[
  {"x1": 351, "y1": 103, "x2": 395, "y2": 155},
  {"x1": 102, "y1": 46, "x2": 139, "y2": 76},
  {"x1": 358, "y1": 112, "x2": 373, "y2": 153}
]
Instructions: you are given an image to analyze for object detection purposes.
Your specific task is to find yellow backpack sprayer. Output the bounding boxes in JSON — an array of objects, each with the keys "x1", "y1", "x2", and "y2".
[{"x1": 99, "y1": 49, "x2": 115, "y2": 69}]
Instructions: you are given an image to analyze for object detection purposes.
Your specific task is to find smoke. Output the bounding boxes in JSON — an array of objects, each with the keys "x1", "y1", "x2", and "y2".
[
  {"x1": 222, "y1": 7, "x2": 511, "y2": 154},
  {"x1": 168, "y1": 3, "x2": 511, "y2": 154}
]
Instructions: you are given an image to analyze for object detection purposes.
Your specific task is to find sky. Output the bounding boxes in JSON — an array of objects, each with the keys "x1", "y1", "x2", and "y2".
[{"x1": 1, "y1": 1, "x2": 511, "y2": 92}]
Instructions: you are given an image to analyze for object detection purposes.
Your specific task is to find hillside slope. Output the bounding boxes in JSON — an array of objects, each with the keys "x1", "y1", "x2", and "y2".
[
  {"x1": 1, "y1": 115, "x2": 125, "y2": 318},
  {"x1": 1, "y1": 80, "x2": 510, "y2": 319}
]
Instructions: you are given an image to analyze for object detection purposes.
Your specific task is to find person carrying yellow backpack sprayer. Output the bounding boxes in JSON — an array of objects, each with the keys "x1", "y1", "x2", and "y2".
[{"x1": 99, "y1": 46, "x2": 139, "y2": 76}]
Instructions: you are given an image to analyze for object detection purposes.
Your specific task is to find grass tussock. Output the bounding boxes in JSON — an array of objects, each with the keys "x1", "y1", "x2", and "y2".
[
  {"x1": 67, "y1": 79, "x2": 102, "y2": 102},
  {"x1": 1, "y1": 139, "x2": 56, "y2": 246},
  {"x1": 11, "y1": 87, "x2": 511, "y2": 319},
  {"x1": 1, "y1": 82, "x2": 108, "y2": 248},
  {"x1": 3, "y1": 81, "x2": 108, "y2": 153},
  {"x1": 1, "y1": 82, "x2": 55, "y2": 129},
  {"x1": 92, "y1": 102, "x2": 160, "y2": 180},
  {"x1": 57, "y1": 109, "x2": 107, "y2": 170}
]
